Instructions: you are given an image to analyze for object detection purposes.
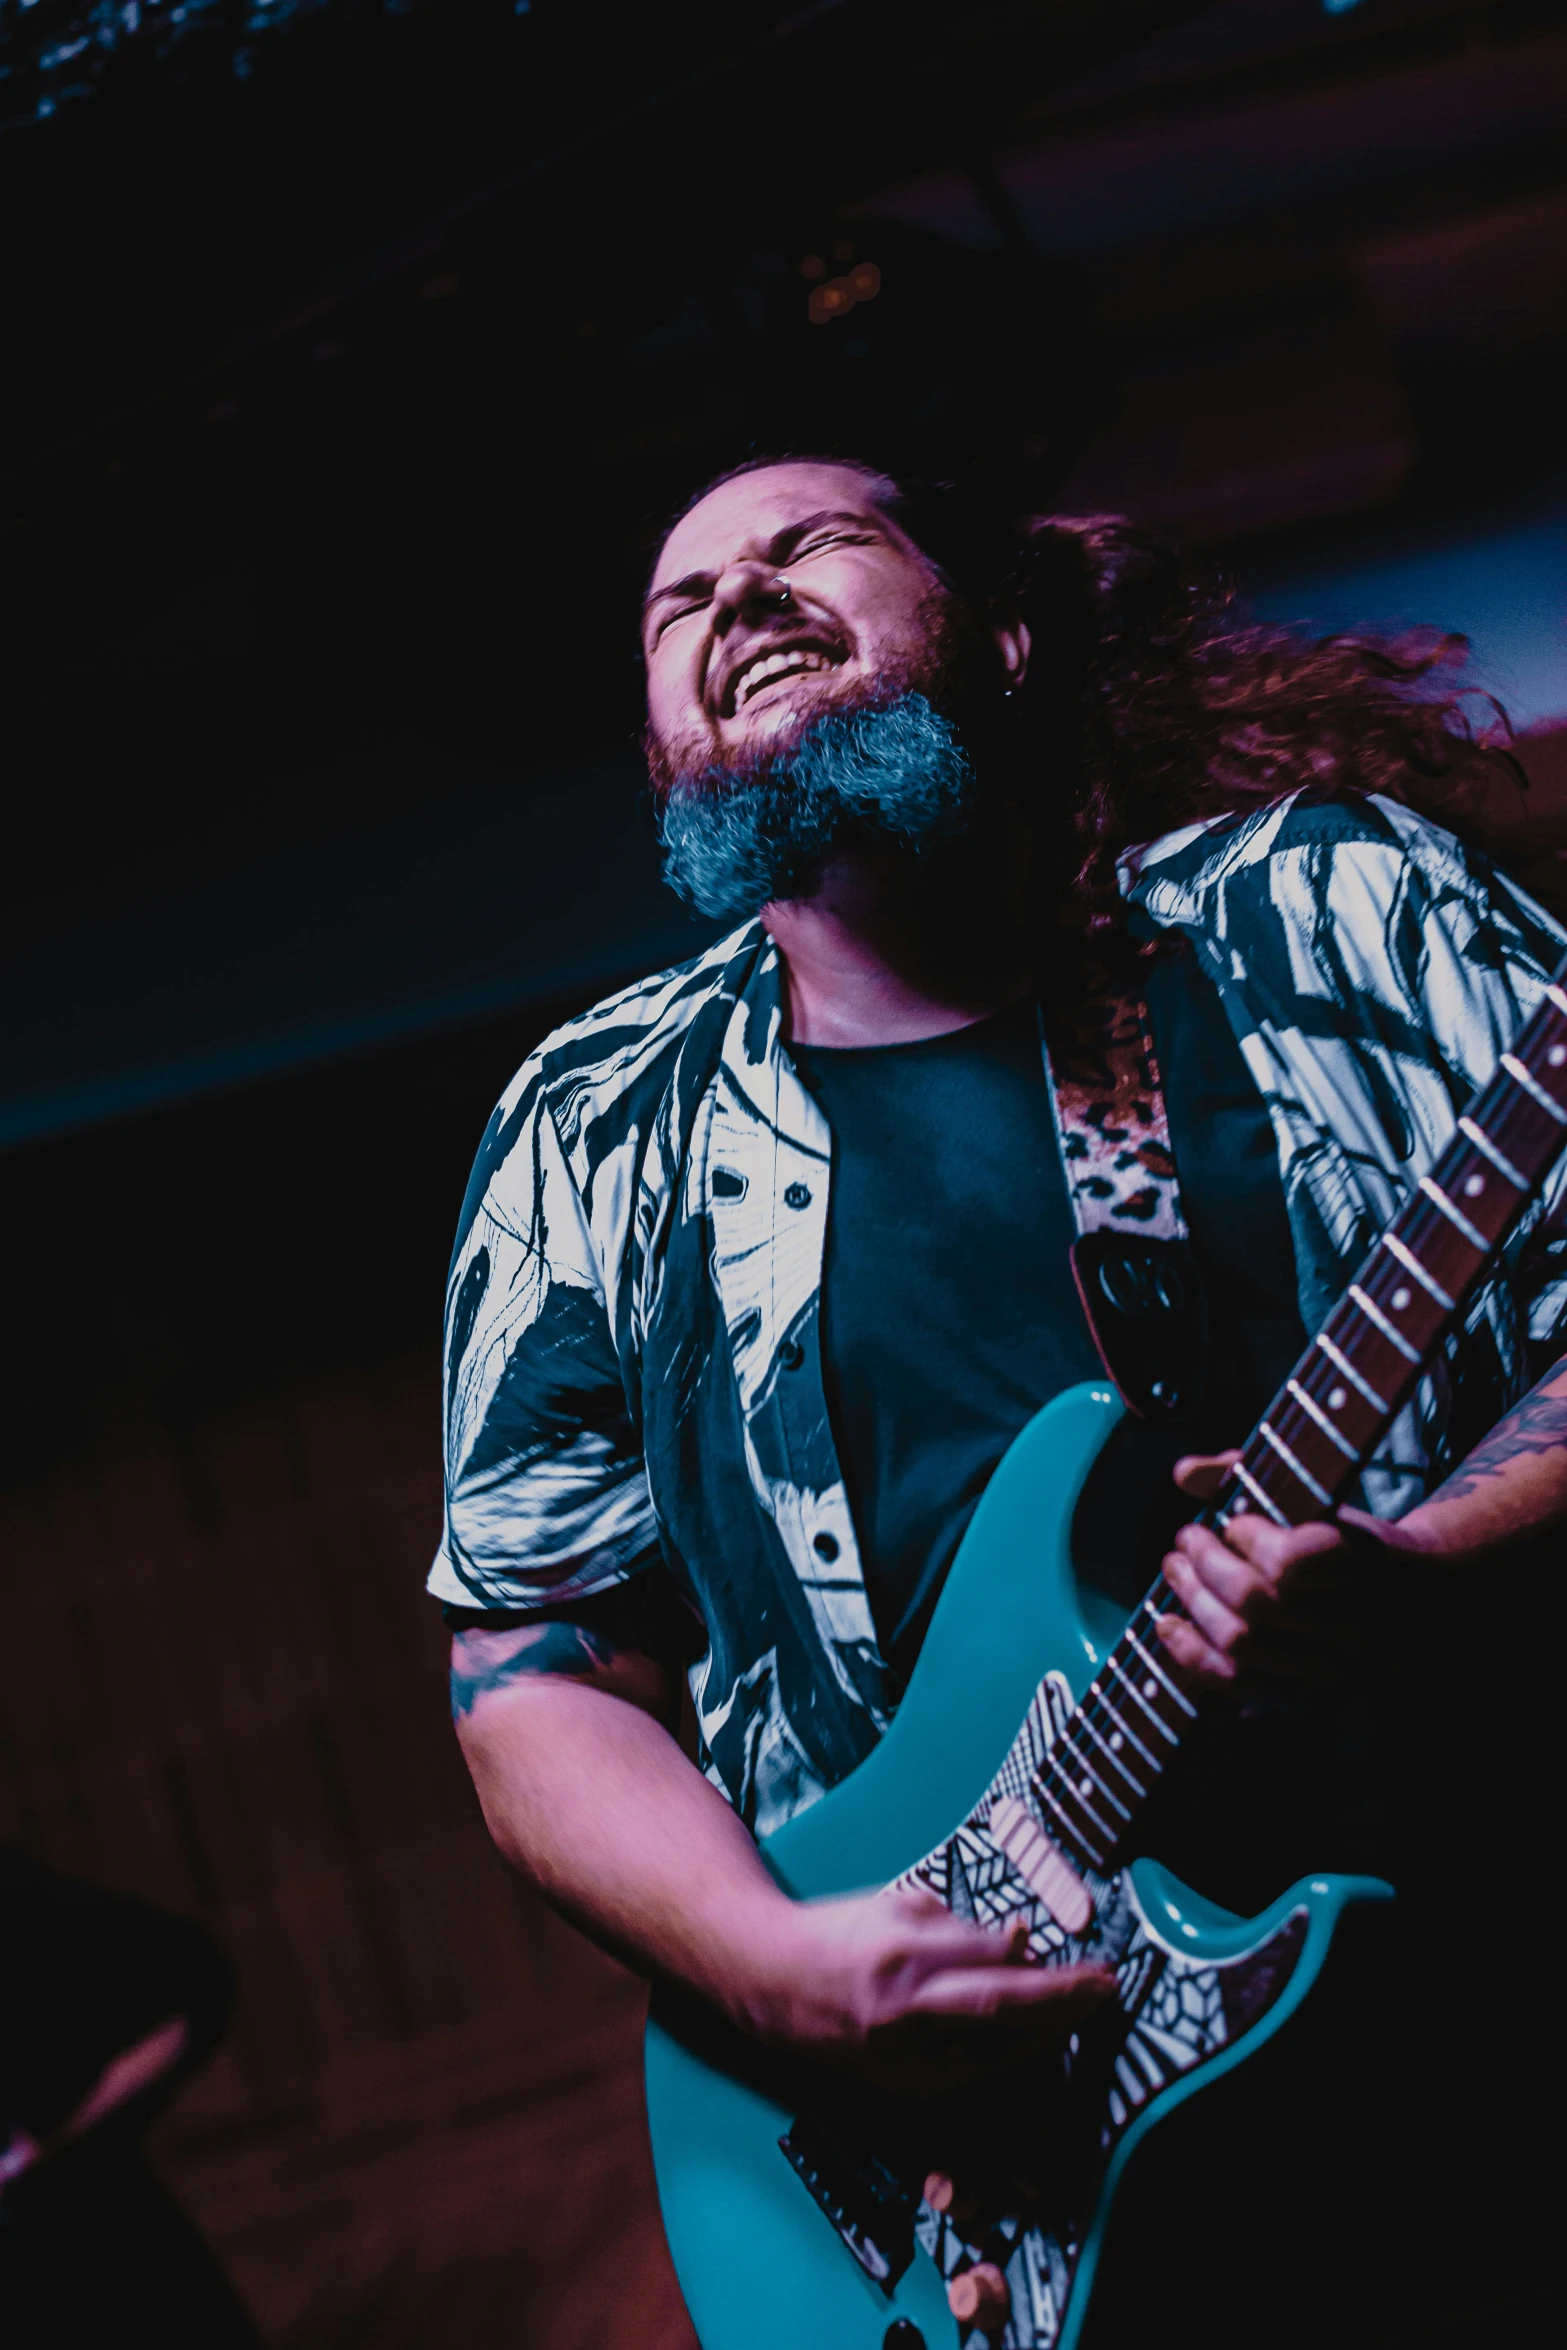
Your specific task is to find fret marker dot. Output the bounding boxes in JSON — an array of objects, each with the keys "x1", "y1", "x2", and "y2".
[
  {"x1": 1463, "y1": 1174, "x2": 1484, "y2": 1196},
  {"x1": 1551, "y1": 1046, "x2": 1566, "y2": 1068},
  {"x1": 1327, "y1": 1387, "x2": 1347, "y2": 1411},
  {"x1": 1143, "y1": 1679, "x2": 1158, "y2": 1699},
  {"x1": 1080, "y1": 1778, "x2": 1094, "y2": 1798},
  {"x1": 1110, "y1": 1732, "x2": 1124, "y2": 1751},
  {"x1": 1391, "y1": 1287, "x2": 1411, "y2": 1310}
]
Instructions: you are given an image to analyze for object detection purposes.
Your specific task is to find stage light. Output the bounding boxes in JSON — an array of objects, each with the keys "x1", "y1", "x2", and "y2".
[
  {"x1": 848, "y1": 262, "x2": 880, "y2": 300},
  {"x1": 800, "y1": 255, "x2": 826, "y2": 281}
]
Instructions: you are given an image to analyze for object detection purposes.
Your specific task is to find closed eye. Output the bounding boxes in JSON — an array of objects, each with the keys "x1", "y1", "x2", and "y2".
[
  {"x1": 795, "y1": 529, "x2": 874, "y2": 557},
  {"x1": 653, "y1": 594, "x2": 708, "y2": 638}
]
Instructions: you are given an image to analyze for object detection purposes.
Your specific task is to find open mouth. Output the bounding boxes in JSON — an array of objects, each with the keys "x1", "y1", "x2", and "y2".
[{"x1": 722, "y1": 640, "x2": 848, "y2": 717}]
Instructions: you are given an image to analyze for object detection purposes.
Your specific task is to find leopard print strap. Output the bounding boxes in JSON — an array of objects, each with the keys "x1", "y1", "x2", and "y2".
[{"x1": 1041, "y1": 986, "x2": 1187, "y2": 1244}]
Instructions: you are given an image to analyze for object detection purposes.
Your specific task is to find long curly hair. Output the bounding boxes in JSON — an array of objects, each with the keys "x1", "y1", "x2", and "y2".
[{"x1": 662, "y1": 456, "x2": 1526, "y2": 943}]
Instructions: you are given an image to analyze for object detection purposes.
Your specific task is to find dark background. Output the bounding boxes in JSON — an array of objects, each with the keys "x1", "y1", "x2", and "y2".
[{"x1": 1, "y1": 2, "x2": 1564, "y2": 2341}]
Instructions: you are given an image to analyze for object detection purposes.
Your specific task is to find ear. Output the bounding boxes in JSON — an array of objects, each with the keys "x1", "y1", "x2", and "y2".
[{"x1": 992, "y1": 614, "x2": 1031, "y2": 691}]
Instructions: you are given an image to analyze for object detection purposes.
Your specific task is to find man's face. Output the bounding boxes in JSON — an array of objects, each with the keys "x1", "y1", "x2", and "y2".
[{"x1": 642, "y1": 461, "x2": 944, "y2": 777}]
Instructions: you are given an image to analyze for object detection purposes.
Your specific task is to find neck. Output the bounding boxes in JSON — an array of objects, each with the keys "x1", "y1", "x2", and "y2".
[{"x1": 765, "y1": 841, "x2": 1035, "y2": 1049}]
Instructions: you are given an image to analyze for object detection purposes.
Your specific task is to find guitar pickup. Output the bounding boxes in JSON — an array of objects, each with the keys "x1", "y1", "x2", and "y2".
[{"x1": 778, "y1": 2110, "x2": 919, "y2": 2290}]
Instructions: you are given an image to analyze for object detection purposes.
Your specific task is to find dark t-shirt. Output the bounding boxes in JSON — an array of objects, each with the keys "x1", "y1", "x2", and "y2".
[{"x1": 789, "y1": 948, "x2": 1305, "y2": 1690}]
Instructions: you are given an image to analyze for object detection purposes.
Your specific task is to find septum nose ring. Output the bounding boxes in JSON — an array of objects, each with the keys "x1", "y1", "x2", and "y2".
[{"x1": 772, "y1": 574, "x2": 792, "y2": 604}]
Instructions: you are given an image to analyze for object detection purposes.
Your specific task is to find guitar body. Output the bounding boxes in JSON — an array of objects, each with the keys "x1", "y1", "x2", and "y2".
[{"x1": 646, "y1": 1383, "x2": 1393, "y2": 2350}]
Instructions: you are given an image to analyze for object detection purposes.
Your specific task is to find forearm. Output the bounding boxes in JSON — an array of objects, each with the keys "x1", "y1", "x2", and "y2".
[
  {"x1": 1394, "y1": 1357, "x2": 1567, "y2": 1563},
  {"x1": 451, "y1": 1618, "x2": 1113, "y2": 2071},
  {"x1": 456, "y1": 1664, "x2": 787, "y2": 2019}
]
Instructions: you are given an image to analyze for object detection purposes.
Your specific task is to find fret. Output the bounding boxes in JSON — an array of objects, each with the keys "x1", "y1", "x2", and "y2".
[
  {"x1": 1286, "y1": 1377, "x2": 1360, "y2": 1460},
  {"x1": 1315, "y1": 1331, "x2": 1390, "y2": 1414},
  {"x1": 1059, "y1": 1743, "x2": 1132, "y2": 1823},
  {"x1": 1034, "y1": 1778, "x2": 1106, "y2": 1872},
  {"x1": 1084, "y1": 1682, "x2": 1161, "y2": 1774},
  {"x1": 1381, "y1": 1232, "x2": 1457, "y2": 1311},
  {"x1": 1418, "y1": 1174, "x2": 1491, "y2": 1254},
  {"x1": 1076, "y1": 1700, "x2": 1151, "y2": 1795},
  {"x1": 1501, "y1": 1051, "x2": 1567, "y2": 1124},
  {"x1": 1126, "y1": 1620, "x2": 1198, "y2": 1718},
  {"x1": 1230, "y1": 1457, "x2": 1290, "y2": 1525},
  {"x1": 1105, "y1": 1655, "x2": 1181, "y2": 1745},
  {"x1": 1458, "y1": 1115, "x2": 1528, "y2": 1192},
  {"x1": 1347, "y1": 1282, "x2": 1422, "y2": 1364},
  {"x1": 1041, "y1": 1763, "x2": 1120, "y2": 1851},
  {"x1": 1257, "y1": 1418, "x2": 1335, "y2": 1508}
]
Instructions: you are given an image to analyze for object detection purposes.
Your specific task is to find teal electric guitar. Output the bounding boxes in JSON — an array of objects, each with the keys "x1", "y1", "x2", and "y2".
[{"x1": 646, "y1": 964, "x2": 1567, "y2": 2350}]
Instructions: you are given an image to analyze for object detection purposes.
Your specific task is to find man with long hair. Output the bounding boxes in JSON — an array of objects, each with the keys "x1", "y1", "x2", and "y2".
[{"x1": 435, "y1": 457, "x2": 1564, "y2": 2342}]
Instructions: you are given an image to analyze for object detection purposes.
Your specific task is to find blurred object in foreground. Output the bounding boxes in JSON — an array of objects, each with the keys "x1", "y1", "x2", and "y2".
[
  {"x1": 0, "y1": 1850, "x2": 259, "y2": 2345},
  {"x1": 0, "y1": 1323, "x2": 694, "y2": 2350}
]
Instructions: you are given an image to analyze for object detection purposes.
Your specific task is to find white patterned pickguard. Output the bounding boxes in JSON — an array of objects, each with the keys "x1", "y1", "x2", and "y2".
[{"x1": 886, "y1": 1673, "x2": 1306, "y2": 2350}]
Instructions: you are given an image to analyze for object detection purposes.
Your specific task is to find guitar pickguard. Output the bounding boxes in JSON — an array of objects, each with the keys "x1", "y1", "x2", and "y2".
[{"x1": 877, "y1": 1675, "x2": 1310, "y2": 2349}]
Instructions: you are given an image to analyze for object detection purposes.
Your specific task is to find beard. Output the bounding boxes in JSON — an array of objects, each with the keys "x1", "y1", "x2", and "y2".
[{"x1": 648, "y1": 598, "x2": 1005, "y2": 923}]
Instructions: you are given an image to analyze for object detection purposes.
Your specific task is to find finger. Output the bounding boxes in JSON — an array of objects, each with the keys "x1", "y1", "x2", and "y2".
[
  {"x1": 1193, "y1": 1513, "x2": 1345, "y2": 1584},
  {"x1": 880, "y1": 1892, "x2": 1032, "y2": 1970},
  {"x1": 1172, "y1": 1449, "x2": 1242, "y2": 1499},
  {"x1": 1165, "y1": 1541, "x2": 1249, "y2": 1654},
  {"x1": 1154, "y1": 1611, "x2": 1236, "y2": 1689},
  {"x1": 902, "y1": 1963, "x2": 1115, "y2": 2023},
  {"x1": 1169, "y1": 1522, "x2": 1275, "y2": 1613}
]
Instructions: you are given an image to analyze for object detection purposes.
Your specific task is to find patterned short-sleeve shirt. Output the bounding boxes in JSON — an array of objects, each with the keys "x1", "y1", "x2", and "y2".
[{"x1": 430, "y1": 793, "x2": 1567, "y2": 1837}]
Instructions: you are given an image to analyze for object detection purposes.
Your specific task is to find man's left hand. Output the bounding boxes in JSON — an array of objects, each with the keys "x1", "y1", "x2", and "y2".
[{"x1": 1154, "y1": 1451, "x2": 1416, "y2": 1700}]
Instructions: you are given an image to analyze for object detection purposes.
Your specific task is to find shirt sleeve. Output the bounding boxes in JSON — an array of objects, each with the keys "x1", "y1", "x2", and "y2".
[
  {"x1": 1325, "y1": 803, "x2": 1567, "y2": 1358},
  {"x1": 1387, "y1": 809, "x2": 1567, "y2": 1350},
  {"x1": 427, "y1": 1056, "x2": 661, "y2": 1611}
]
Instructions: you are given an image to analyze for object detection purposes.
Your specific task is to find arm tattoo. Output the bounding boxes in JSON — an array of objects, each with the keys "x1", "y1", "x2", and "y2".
[
  {"x1": 450, "y1": 1620, "x2": 618, "y2": 1721},
  {"x1": 1430, "y1": 1377, "x2": 1567, "y2": 1508}
]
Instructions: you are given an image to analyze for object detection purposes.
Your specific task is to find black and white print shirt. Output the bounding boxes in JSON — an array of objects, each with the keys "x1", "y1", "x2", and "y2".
[{"x1": 431, "y1": 793, "x2": 1567, "y2": 1838}]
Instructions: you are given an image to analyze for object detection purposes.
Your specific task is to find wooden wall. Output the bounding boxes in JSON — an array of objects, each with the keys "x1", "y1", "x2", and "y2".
[{"x1": 0, "y1": 1342, "x2": 695, "y2": 2350}]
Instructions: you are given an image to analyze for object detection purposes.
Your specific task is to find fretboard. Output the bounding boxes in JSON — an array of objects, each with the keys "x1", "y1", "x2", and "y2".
[{"x1": 1029, "y1": 962, "x2": 1567, "y2": 1882}]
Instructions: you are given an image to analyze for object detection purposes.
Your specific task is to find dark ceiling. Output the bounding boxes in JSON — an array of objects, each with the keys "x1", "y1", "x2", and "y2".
[{"x1": 3, "y1": 0, "x2": 1564, "y2": 1137}]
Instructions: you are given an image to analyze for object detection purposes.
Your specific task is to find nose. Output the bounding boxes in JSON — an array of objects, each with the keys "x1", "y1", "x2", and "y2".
[{"x1": 711, "y1": 560, "x2": 793, "y2": 635}]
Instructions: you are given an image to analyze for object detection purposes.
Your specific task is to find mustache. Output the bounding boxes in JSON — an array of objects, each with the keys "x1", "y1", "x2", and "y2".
[{"x1": 646, "y1": 672, "x2": 909, "y2": 808}]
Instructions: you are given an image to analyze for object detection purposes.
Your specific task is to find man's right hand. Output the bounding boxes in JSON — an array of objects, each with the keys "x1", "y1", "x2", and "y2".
[
  {"x1": 725, "y1": 1883, "x2": 1115, "y2": 2090},
  {"x1": 457, "y1": 1661, "x2": 1114, "y2": 2095}
]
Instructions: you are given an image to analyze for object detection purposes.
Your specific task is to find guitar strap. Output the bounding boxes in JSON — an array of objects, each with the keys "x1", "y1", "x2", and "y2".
[{"x1": 1040, "y1": 980, "x2": 1211, "y2": 1423}]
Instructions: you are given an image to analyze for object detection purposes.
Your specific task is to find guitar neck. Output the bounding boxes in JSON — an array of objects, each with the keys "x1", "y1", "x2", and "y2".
[{"x1": 1029, "y1": 960, "x2": 1567, "y2": 1883}]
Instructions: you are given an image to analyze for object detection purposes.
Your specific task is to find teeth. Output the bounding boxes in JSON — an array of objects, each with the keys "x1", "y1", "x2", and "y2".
[{"x1": 735, "y1": 648, "x2": 833, "y2": 706}]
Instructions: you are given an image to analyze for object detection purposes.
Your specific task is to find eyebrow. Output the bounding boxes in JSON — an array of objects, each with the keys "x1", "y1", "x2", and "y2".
[{"x1": 641, "y1": 510, "x2": 886, "y2": 618}]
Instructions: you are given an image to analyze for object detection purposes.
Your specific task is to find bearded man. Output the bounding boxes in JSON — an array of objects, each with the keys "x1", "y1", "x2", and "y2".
[{"x1": 434, "y1": 458, "x2": 1565, "y2": 2345}]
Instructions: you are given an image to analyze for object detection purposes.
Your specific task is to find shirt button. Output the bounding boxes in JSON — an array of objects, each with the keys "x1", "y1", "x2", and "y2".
[
  {"x1": 779, "y1": 1339, "x2": 805, "y2": 1371},
  {"x1": 783, "y1": 1181, "x2": 812, "y2": 1210},
  {"x1": 813, "y1": 1531, "x2": 840, "y2": 1562}
]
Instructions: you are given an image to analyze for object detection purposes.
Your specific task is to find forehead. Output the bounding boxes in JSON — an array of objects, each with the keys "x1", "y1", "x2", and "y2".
[{"x1": 651, "y1": 462, "x2": 893, "y2": 591}]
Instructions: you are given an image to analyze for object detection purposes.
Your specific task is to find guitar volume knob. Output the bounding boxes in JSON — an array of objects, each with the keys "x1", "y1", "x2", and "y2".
[{"x1": 948, "y1": 2262, "x2": 1010, "y2": 2331}]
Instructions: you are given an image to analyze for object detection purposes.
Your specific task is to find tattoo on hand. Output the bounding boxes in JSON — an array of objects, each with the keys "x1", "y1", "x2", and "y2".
[
  {"x1": 1432, "y1": 1379, "x2": 1567, "y2": 1507},
  {"x1": 450, "y1": 1621, "x2": 617, "y2": 1720}
]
